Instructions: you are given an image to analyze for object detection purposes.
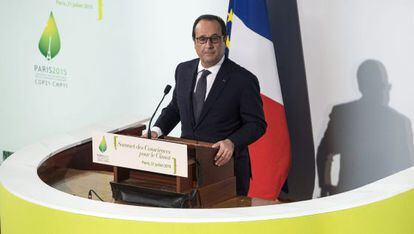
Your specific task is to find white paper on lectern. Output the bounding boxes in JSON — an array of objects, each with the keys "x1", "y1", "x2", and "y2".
[{"x1": 92, "y1": 132, "x2": 188, "y2": 177}]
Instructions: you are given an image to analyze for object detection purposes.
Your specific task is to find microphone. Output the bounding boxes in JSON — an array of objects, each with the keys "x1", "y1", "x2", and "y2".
[{"x1": 147, "y1": 84, "x2": 172, "y2": 139}]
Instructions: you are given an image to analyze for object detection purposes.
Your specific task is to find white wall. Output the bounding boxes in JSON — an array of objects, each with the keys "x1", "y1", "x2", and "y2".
[
  {"x1": 297, "y1": 0, "x2": 414, "y2": 197},
  {"x1": 0, "y1": 0, "x2": 227, "y2": 152}
]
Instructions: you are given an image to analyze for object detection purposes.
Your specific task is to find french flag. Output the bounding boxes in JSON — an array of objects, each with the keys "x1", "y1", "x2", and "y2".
[{"x1": 226, "y1": 0, "x2": 291, "y2": 200}]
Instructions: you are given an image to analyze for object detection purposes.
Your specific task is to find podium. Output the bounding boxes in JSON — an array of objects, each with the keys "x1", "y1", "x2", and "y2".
[
  {"x1": 37, "y1": 123, "x2": 238, "y2": 208},
  {"x1": 110, "y1": 134, "x2": 237, "y2": 208}
]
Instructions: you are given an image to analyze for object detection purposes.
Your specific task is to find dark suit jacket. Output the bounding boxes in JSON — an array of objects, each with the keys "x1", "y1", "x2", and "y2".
[{"x1": 155, "y1": 57, "x2": 267, "y2": 195}]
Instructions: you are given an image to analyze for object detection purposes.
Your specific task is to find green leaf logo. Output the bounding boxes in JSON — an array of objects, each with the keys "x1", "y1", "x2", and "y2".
[
  {"x1": 99, "y1": 136, "x2": 107, "y2": 153},
  {"x1": 39, "y1": 12, "x2": 61, "y2": 60}
]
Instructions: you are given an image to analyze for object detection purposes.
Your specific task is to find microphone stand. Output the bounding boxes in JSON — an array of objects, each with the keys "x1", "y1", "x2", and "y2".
[{"x1": 147, "y1": 85, "x2": 171, "y2": 139}]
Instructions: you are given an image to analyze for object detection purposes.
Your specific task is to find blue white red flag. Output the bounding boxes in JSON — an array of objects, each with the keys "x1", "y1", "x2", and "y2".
[{"x1": 226, "y1": 0, "x2": 291, "y2": 199}]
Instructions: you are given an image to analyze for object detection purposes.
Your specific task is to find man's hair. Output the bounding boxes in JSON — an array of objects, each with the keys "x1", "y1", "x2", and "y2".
[{"x1": 192, "y1": 14, "x2": 227, "y2": 40}]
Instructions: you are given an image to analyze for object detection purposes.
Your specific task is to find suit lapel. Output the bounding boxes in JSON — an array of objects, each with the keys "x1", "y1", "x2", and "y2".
[
  {"x1": 183, "y1": 59, "x2": 199, "y2": 127},
  {"x1": 195, "y1": 58, "x2": 231, "y2": 127}
]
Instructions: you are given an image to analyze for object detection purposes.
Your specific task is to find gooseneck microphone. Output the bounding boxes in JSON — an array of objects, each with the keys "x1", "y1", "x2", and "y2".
[{"x1": 147, "y1": 84, "x2": 172, "y2": 139}]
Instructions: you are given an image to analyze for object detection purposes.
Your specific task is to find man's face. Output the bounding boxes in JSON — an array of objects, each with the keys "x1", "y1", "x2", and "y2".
[{"x1": 194, "y1": 20, "x2": 225, "y2": 68}]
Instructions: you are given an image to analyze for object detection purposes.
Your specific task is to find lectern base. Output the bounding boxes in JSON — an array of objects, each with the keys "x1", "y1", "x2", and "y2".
[{"x1": 110, "y1": 181, "x2": 199, "y2": 208}]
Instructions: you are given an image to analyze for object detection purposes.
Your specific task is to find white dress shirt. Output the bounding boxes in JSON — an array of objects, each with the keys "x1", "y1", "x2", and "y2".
[{"x1": 194, "y1": 55, "x2": 225, "y2": 99}]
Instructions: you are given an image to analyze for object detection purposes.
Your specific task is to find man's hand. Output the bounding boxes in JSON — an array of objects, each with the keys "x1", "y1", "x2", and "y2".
[
  {"x1": 212, "y1": 139, "x2": 234, "y2": 166},
  {"x1": 141, "y1": 131, "x2": 159, "y2": 139}
]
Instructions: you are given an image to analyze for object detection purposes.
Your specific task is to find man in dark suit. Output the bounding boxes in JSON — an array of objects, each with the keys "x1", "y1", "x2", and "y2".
[{"x1": 147, "y1": 15, "x2": 266, "y2": 195}]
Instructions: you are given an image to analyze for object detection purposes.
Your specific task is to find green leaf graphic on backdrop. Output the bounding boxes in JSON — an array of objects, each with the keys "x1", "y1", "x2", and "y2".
[
  {"x1": 38, "y1": 12, "x2": 61, "y2": 60},
  {"x1": 99, "y1": 137, "x2": 107, "y2": 153}
]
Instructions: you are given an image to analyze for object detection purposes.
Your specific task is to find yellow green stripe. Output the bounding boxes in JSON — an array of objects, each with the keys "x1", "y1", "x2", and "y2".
[
  {"x1": 97, "y1": 0, "x2": 103, "y2": 21},
  {"x1": 0, "y1": 184, "x2": 413, "y2": 234},
  {"x1": 173, "y1": 157, "x2": 177, "y2": 174}
]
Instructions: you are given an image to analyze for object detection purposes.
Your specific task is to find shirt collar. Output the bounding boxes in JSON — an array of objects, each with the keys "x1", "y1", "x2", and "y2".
[{"x1": 197, "y1": 55, "x2": 225, "y2": 75}]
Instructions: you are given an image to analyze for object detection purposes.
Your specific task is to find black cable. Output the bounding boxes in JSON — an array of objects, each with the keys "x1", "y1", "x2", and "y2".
[
  {"x1": 88, "y1": 189, "x2": 104, "y2": 201},
  {"x1": 187, "y1": 160, "x2": 202, "y2": 207}
]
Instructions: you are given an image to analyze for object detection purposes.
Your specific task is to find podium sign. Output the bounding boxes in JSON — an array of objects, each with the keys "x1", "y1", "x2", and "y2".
[{"x1": 92, "y1": 132, "x2": 188, "y2": 177}]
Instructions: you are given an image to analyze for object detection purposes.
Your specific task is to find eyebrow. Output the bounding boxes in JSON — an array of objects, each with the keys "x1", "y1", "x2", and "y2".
[{"x1": 197, "y1": 33, "x2": 221, "y2": 37}]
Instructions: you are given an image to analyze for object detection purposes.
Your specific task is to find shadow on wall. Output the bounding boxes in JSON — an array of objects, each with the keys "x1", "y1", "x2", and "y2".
[{"x1": 317, "y1": 59, "x2": 414, "y2": 197}]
